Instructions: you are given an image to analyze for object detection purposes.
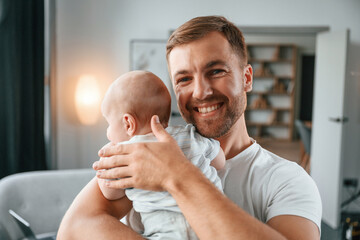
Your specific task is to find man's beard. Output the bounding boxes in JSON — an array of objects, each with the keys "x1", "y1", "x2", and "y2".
[{"x1": 182, "y1": 93, "x2": 246, "y2": 138}]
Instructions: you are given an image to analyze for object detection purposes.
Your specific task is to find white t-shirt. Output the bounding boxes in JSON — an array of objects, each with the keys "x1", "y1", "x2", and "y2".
[
  {"x1": 125, "y1": 124, "x2": 222, "y2": 213},
  {"x1": 218, "y1": 139, "x2": 322, "y2": 231}
]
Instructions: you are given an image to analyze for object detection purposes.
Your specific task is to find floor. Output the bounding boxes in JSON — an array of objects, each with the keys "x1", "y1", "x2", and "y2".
[{"x1": 259, "y1": 139, "x2": 344, "y2": 239}]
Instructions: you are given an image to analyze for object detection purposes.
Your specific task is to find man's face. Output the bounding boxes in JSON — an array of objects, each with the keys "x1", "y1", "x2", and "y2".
[{"x1": 168, "y1": 32, "x2": 252, "y2": 138}]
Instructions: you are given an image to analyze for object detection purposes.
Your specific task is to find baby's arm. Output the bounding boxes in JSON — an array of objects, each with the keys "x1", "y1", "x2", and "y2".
[
  {"x1": 95, "y1": 144, "x2": 126, "y2": 200},
  {"x1": 210, "y1": 147, "x2": 226, "y2": 170},
  {"x1": 97, "y1": 177, "x2": 126, "y2": 200}
]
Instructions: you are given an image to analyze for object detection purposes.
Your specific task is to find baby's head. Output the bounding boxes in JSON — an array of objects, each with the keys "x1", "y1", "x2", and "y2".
[{"x1": 102, "y1": 70, "x2": 171, "y2": 143}]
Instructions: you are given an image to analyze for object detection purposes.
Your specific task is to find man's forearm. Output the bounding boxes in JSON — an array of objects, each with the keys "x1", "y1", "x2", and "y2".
[
  {"x1": 166, "y1": 164, "x2": 286, "y2": 240},
  {"x1": 58, "y1": 177, "x2": 143, "y2": 240}
]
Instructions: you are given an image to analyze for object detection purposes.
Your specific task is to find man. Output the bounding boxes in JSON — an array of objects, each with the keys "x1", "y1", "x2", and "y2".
[{"x1": 58, "y1": 16, "x2": 321, "y2": 239}]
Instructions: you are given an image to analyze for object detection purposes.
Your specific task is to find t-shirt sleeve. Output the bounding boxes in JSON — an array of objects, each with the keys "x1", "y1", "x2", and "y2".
[{"x1": 265, "y1": 162, "x2": 322, "y2": 232}]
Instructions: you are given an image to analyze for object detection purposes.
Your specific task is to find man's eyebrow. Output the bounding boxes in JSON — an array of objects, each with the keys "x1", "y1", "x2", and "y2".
[
  {"x1": 205, "y1": 60, "x2": 228, "y2": 69},
  {"x1": 173, "y1": 70, "x2": 189, "y2": 79}
]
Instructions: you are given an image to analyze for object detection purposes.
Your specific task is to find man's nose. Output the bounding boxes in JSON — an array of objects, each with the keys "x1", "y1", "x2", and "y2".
[{"x1": 192, "y1": 76, "x2": 213, "y2": 100}]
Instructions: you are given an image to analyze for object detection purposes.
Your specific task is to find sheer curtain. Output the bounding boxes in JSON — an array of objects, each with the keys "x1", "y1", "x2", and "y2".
[{"x1": 0, "y1": 0, "x2": 46, "y2": 178}]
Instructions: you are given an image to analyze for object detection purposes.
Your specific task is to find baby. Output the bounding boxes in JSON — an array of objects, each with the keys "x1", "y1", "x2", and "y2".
[{"x1": 97, "y1": 70, "x2": 225, "y2": 240}]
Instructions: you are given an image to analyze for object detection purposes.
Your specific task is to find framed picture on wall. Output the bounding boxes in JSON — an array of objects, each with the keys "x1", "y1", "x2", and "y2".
[{"x1": 130, "y1": 39, "x2": 170, "y2": 90}]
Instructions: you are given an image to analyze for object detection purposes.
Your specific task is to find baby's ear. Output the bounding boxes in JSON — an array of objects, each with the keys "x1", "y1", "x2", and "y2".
[{"x1": 123, "y1": 113, "x2": 137, "y2": 137}]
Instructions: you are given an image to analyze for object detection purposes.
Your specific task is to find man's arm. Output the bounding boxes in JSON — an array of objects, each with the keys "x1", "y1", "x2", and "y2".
[
  {"x1": 57, "y1": 177, "x2": 143, "y2": 240},
  {"x1": 268, "y1": 215, "x2": 320, "y2": 240},
  {"x1": 95, "y1": 116, "x2": 319, "y2": 239}
]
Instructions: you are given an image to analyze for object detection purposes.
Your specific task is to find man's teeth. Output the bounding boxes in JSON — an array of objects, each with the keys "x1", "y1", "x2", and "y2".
[{"x1": 198, "y1": 105, "x2": 220, "y2": 113}]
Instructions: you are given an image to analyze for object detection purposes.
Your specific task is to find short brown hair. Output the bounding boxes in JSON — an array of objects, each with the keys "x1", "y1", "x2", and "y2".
[{"x1": 166, "y1": 15, "x2": 247, "y2": 65}]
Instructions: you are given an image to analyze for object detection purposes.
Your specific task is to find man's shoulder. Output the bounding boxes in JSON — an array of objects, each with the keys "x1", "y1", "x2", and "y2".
[
  {"x1": 225, "y1": 143, "x2": 306, "y2": 186},
  {"x1": 223, "y1": 143, "x2": 321, "y2": 227},
  {"x1": 240, "y1": 144, "x2": 319, "y2": 201},
  {"x1": 227, "y1": 142, "x2": 289, "y2": 168},
  {"x1": 253, "y1": 144, "x2": 300, "y2": 170},
  {"x1": 253, "y1": 146, "x2": 308, "y2": 184}
]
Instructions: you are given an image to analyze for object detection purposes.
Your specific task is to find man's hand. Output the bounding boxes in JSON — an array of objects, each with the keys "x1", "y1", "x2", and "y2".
[{"x1": 93, "y1": 115, "x2": 194, "y2": 191}]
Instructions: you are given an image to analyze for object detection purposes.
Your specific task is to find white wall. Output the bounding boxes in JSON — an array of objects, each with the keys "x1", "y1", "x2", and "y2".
[{"x1": 55, "y1": 0, "x2": 360, "y2": 198}]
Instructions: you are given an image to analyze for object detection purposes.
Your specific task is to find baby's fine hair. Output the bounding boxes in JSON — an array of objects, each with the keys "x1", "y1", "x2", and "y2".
[{"x1": 115, "y1": 71, "x2": 172, "y2": 127}]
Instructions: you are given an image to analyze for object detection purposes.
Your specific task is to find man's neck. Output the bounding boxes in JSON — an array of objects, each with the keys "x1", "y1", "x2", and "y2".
[{"x1": 216, "y1": 115, "x2": 252, "y2": 160}]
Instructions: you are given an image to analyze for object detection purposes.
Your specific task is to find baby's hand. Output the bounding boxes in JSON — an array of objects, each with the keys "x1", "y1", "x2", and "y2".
[{"x1": 96, "y1": 177, "x2": 126, "y2": 200}]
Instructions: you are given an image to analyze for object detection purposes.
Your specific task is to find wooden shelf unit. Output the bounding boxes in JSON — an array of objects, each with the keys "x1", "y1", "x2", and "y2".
[{"x1": 245, "y1": 43, "x2": 297, "y2": 141}]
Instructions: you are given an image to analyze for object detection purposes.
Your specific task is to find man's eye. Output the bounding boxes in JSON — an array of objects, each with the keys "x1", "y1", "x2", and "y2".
[
  {"x1": 177, "y1": 77, "x2": 191, "y2": 84},
  {"x1": 212, "y1": 69, "x2": 225, "y2": 75}
]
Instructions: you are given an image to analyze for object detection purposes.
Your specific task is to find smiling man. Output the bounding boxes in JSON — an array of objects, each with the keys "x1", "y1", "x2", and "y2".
[{"x1": 58, "y1": 16, "x2": 322, "y2": 240}]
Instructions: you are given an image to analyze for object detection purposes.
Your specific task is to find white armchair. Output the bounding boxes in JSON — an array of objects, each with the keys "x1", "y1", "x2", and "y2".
[{"x1": 0, "y1": 169, "x2": 94, "y2": 240}]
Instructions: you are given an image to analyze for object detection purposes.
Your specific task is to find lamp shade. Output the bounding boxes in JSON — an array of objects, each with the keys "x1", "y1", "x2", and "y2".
[{"x1": 75, "y1": 75, "x2": 101, "y2": 125}]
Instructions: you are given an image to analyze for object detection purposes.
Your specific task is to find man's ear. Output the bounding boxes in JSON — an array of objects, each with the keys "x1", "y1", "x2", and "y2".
[
  {"x1": 243, "y1": 64, "x2": 253, "y2": 92},
  {"x1": 122, "y1": 113, "x2": 137, "y2": 137}
]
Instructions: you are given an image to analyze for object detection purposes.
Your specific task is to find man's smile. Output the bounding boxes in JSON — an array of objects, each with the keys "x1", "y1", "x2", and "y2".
[
  {"x1": 190, "y1": 102, "x2": 225, "y2": 120},
  {"x1": 194, "y1": 103, "x2": 223, "y2": 114}
]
